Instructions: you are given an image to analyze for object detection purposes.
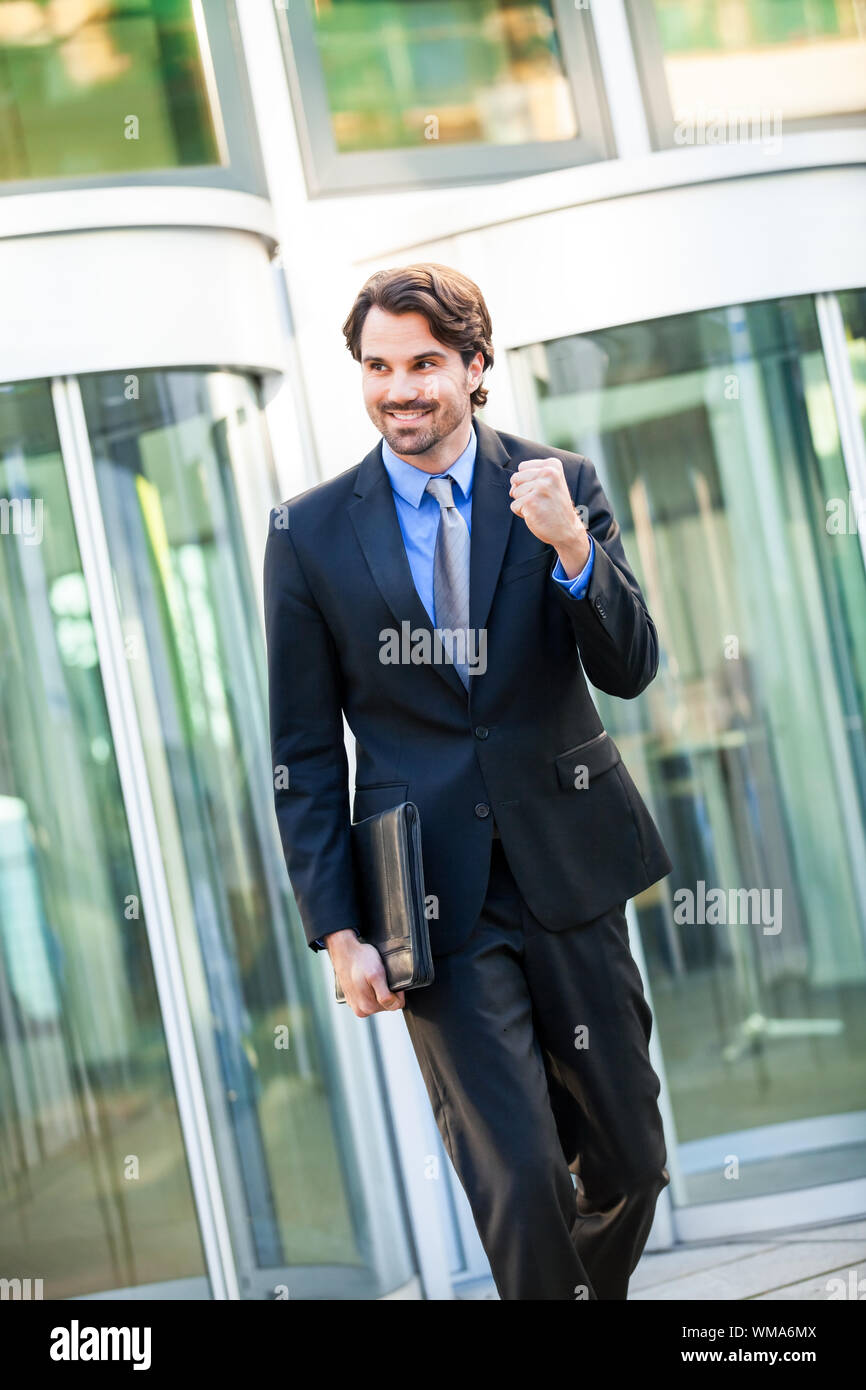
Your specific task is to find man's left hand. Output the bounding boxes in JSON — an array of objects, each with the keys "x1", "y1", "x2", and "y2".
[{"x1": 509, "y1": 459, "x2": 591, "y2": 581}]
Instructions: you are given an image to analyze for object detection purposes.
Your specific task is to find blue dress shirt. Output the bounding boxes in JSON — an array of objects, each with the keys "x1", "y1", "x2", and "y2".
[
  {"x1": 315, "y1": 422, "x2": 594, "y2": 950},
  {"x1": 380, "y1": 422, "x2": 594, "y2": 616}
]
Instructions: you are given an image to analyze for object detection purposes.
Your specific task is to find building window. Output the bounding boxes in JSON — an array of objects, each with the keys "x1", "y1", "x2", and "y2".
[
  {"x1": 513, "y1": 293, "x2": 866, "y2": 1204},
  {"x1": 277, "y1": 0, "x2": 613, "y2": 194},
  {"x1": 0, "y1": 1, "x2": 266, "y2": 195},
  {"x1": 314, "y1": 0, "x2": 577, "y2": 151},
  {"x1": 627, "y1": 0, "x2": 866, "y2": 149}
]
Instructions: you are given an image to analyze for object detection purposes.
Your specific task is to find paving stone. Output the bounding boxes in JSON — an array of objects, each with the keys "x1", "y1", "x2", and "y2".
[
  {"x1": 631, "y1": 1242, "x2": 775, "y2": 1292},
  {"x1": 631, "y1": 1241, "x2": 866, "y2": 1301},
  {"x1": 754, "y1": 1260, "x2": 866, "y2": 1301}
]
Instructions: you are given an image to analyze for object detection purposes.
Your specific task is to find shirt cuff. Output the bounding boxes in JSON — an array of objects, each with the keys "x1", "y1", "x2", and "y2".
[
  {"x1": 314, "y1": 929, "x2": 361, "y2": 951},
  {"x1": 551, "y1": 534, "x2": 594, "y2": 599}
]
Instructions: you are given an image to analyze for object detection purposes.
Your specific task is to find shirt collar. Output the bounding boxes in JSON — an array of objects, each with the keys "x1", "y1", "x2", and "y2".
[{"x1": 381, "y1": 418, "x2": 477, "y2": 508}]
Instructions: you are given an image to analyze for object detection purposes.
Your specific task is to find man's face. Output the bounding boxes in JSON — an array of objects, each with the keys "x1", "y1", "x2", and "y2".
[{"x1": 360, "y1": 308, "x2": 483, "y2": 459}]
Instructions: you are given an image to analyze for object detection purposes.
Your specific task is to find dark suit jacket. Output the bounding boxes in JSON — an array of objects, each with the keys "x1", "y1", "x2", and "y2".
[{"x1": 263, "y1": 416, "x2": 672, "y2": 955}]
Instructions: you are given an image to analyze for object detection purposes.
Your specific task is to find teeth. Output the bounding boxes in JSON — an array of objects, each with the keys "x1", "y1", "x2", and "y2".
[{"x1": 391, "y1": 410, "x2": 425, "y2": 419}]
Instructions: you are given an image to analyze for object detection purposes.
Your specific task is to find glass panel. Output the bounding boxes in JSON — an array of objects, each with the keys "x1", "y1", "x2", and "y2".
[
  {"x1": 648, "y1": 0, "x2": 866, "y2": 127},
  {"x1": 79, "y1": 368, "x2": 413, "y2": 1296},
  {"x1": 513, "y1": 294, "x2": 866, "y2": 1205},
  {"x1": 310, "y1": 0, "x2": 578, "y2": 151},
  {"x1": 839, "y1": 289, "x2": 866, "y2": 454},
  {"x1": 0, "y1": 0, "x2": 221, "y2": 181},
  {"x1": 0, "y1": 379, "x2": 207, "y2": 1296}
]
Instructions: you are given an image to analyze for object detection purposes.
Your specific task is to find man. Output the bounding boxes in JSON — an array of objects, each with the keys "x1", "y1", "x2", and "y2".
[{"x1": 263, "y1": 263, "x2": 673, "y2": 1301}]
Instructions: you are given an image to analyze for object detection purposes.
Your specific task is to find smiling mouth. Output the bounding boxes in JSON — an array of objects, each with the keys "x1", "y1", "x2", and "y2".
[{"x1": 387, "y1": 408, "x2": 431, "y2": 423}]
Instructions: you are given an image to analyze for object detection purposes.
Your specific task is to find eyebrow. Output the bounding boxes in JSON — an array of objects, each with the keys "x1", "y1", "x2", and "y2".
[{"x1": 361, "y1": 349, "x2": 449, "y2": 365}]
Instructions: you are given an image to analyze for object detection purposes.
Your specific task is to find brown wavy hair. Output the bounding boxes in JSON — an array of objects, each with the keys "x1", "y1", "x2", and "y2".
[{"x1": 342, "y1": 263, "x2": 494, "y2": 411}]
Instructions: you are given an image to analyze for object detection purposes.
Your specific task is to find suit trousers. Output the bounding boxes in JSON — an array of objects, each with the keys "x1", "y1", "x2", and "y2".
[{"x1": 402, "y1": 837, "x2": 670, "y2": 1300}]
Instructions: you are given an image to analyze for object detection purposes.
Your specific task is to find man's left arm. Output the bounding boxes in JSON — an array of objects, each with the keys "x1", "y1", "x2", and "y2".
[{"x1": 509, "y1": 456, "x2": 659, "y2": 699}]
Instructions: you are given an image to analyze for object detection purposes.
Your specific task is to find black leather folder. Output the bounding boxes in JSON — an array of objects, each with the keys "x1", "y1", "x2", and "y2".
[{"x1": 335, "y1": 801, "x2": 434, "y2": 1004}]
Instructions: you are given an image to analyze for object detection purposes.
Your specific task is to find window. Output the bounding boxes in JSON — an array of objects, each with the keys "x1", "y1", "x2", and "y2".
[
  {"x1": 0, "y1": 0, "x2": 265, "y2": 194},
  {"x1": 277, "y1": 0, "x2": 613, "y2": 193},
  {"x1": 627, "y1": 0, "x2": 866, "y2": 149}
]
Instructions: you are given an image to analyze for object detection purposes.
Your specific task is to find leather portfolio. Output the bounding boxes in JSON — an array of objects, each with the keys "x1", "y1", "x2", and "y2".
[{"x1": 335, "y1": 801, "x2": 434, "y2": 1004}]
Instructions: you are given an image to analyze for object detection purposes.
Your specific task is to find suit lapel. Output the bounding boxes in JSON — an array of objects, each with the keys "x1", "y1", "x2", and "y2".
[
  {"x1": 467, "y1": 418, "x2": 515, "y2": 639},
  {"x1": 347, "y1": 416, "x2": 514, "y2": 699}
]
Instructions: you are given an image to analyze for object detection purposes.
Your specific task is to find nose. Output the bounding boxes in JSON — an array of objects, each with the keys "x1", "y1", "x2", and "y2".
[{"x1": 388, "y1": 368, "x2": 421, "y2": 404}]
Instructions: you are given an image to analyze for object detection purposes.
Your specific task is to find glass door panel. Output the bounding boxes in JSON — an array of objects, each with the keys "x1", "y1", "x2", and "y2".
[
  {"x1": 78, "y1": 369, "x2": 413, "y2": 1296},
  {"x1": 0, "y1": 379, "x2": 207, "y2": 1296},
  {"x1": 513, "y1": 294, "x2": 866, "y2": 1206},
  {"x1": 839, "y1": 288, "x2": 866, "y2": 450}
]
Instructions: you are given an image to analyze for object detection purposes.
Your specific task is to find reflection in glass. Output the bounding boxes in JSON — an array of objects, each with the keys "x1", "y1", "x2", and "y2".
[
  {"x1": 514, "y1": 294, "x2": 866, "y2": 1204},
  {"x1": 839, "y1": 289, "x2": 866, "y2": 459},
  {"x1": 648, "y1": 0, "x2": 866, "y2": 127},
  {"x1": 0, "y1": 379, "x2": 206, "y2": 1296},
  {"x1": 0, "y1": 0, "x2": 221, "y2": 181},
  {"x1": 310, "y1": 0, "x2": 578, "y2": 151},
  {"x1": 79, "y1": 370, "x2": 411, "y2": 1295}
]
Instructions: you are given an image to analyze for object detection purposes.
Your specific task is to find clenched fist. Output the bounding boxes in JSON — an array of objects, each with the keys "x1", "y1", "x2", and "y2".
[{"x1": 509, "y1": 458, "x2": 591, "y2": 580}]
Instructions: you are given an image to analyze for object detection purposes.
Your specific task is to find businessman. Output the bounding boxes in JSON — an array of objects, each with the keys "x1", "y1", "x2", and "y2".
[{"x1": 264, "y1": 263, "x2": 673, "y2": 1300}]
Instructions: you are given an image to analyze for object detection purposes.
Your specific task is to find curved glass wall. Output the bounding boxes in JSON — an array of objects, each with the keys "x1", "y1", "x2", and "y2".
[
  {"x1": 0, "y1": 369, "x2": 415, "y2": 1299},
  {"x1": 75, "y1": 368, "x2": 413, "y2": 1297},
  {"x1": 513, "y1": 292, "x2": 866, "y2": 1209},
  {"x1": 0, "y1": 379, "x2": 207, "y2": 1298}
]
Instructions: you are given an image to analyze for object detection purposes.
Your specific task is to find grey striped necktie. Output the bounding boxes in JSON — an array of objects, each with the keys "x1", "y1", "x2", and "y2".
[{"x1": 426, "y1": 472, "x2": 470, "y2": 689}]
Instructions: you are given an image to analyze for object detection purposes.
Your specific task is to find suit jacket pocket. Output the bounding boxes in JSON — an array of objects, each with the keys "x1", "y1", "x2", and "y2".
[
  {"x1": 352, "y1": 781, "x2": 409, "y2": 822},
  {"x1": 554, "y1": 731, "x2": 621, "y2": 790}
]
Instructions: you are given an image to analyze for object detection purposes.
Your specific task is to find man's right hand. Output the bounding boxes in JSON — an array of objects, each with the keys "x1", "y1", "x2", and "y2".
[{"x1": 325, "y1": 930, "x2": 406, "y2": 1017}]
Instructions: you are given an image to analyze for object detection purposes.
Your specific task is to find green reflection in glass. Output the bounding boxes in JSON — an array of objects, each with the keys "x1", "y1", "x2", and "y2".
[
  {"x1": 839, "y1": 289, "x2": 866, "y2": 459},
  {"x1": 79, "y1": 369, "x2": 385, "y2": 1286},
  {"x1": 0, "y1": 0, "x2": 221, "y2": 181},
  {"x1": 0, "y1": 379, "x2": 206, "y2": 1296},
  {"x1": 311, "y1": 0, "x2": 577, "y2": 151},
  {"x1": 515, "y1": 295, "x2": 866, "y2": 1204},
  {"x1": 650, "y1": 0, "x2": 866, "y2": 124}
]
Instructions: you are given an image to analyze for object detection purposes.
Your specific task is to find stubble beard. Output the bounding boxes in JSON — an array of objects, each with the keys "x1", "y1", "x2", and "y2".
[{"x1": 376, "y1": 399, "x2": 468, "y2": 458}]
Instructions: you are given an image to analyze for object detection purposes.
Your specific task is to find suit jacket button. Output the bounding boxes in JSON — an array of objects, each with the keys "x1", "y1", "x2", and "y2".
[
  {"x1": 474, "y1": 725, "x2": 489, "y2": 739},
  {"x1": 474, "y1": 803, "x2": 490, "y2": 818}
]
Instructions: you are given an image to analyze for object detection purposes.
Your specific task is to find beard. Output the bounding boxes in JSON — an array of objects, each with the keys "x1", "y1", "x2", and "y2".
[{"x1": 371, "y1": 397, "x2": 466, "y2": 456}]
